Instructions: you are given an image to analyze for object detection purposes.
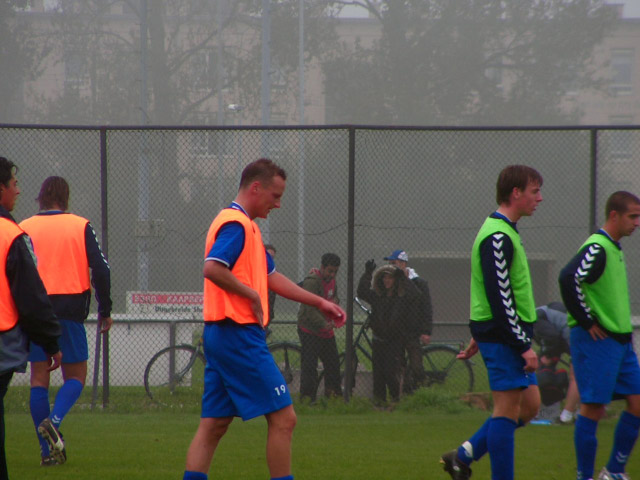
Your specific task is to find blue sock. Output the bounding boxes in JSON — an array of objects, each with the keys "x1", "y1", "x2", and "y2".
[
  {"x1": 183, "y1": 472, "x2": 207, "y2": 480},
  {"x1": 30, "y1": 387, "x2": 50, "y2": 456},
  {"x1": 458, "y1": 416, "x2": 491, "y2": 465},
  {"x1": 457, "y1": 415, "x2": 526, "y2": 466},
  {"x1": 487, "y1": 416, "x2": 517, "y2": 480},
  {"x1": 575, "y1": 414, "x2": 598, "y2": 480},
  {"x1": 606, "y1": 411, "x2": 640, "y2": 474},
  {"x1": 50, "y1": 379, "x2": 83, "y2": 427},
  {"x1": 271, "y1": 476, "x2": 294, "y2": 480}
]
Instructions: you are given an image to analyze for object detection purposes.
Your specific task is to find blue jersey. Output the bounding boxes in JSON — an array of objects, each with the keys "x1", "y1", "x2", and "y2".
[{"x1": 206, "y1": 202, "x2": 275, "y2": 274}]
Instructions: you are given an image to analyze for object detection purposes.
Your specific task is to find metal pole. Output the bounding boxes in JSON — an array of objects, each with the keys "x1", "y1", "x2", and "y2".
[
  {"x1": 138, "y1": 0, "x2": 150, "y2": 290},
  {"x1": 91, "y1": 127, "x2": 109, "y2": 410},
  {"x1": 344, "y1": 127, "x2": 356, "y2": 402},
  {"x1": 261, "y1": 0, "x2": 272, "y2": 242},
  {"x1": 216, "y1": 0, "x2": 226, "y2": 211},
  {"x1": 590, "y1": 129, "x2": 598, "y2": 234},
  {"x1": 261, "y1": 0, "x2": 271, "y2": 130},
  {"x1": 216, "y1": 0, "x2": 225, "y2": 127},
  {"x1": 297, "y1": 0, "x2": 305, "y2": 281}
]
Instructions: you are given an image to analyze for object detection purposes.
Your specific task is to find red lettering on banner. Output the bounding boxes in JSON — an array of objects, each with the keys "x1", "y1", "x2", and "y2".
[{"x1": 130, "y1": 293, "x2": 203, "y2": 305}]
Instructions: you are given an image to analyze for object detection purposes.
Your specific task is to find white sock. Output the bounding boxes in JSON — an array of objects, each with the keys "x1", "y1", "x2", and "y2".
[{"x1": 560, "y1": 409, "x2": 574, "y2": 422}]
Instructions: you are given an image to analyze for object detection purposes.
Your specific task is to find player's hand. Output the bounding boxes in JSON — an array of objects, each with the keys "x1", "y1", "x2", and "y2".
[
  {"x1": 457, "y1": 338, "x2": 478, "y2": 359},
  {"x1": 419, "y1": 334, "x2": 431, "y2": 346},
  {"x1": 320, "y1": 299, "x2": 346, "y2": 328},
  {"x1": 588, "y1": 323, "x2": 608, "y2": 341},
  {"x1": 249, "y1": 291, "x2": 265, "y2": 328},
  {"x1": 521, "y1": 348, "x2": 538, "y2": 373},
  {"x1": 47, "y1": 351, "x2": 63, "y2": 372},
  {"x1": 99, "y1": 314, "x2": 113, "y2": 333}
]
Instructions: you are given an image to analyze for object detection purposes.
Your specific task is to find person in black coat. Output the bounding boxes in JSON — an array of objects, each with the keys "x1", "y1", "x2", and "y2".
[{"x1": 357, "y1": 261, "x2": 421, "y2": 404}]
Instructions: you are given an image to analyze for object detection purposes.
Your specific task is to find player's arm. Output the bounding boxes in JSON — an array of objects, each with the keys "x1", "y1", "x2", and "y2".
[
  {"x1": 558, "y1": 243, "x2": 606, "y2": 337},
  {"x1": 205, "y1": 221, "x2": 267, "y2": 325},
  {"x1": 204, "y1": 260, "x2": 264, "y2": 326},
  {"x1": 269, "y1": 272, "x2": 345, "y2": 324},
  {"x1": 85, "y1": 222, "x2": 112, "y2": 333},
  {"x1": 479, "y1": 233, "x2": 533, "y2": 354},
  {"x1": 7, "y1": 234, "x2": 62, "y2": 370}
]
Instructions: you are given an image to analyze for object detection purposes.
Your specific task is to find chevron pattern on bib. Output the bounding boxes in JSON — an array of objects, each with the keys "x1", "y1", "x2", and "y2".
[{"x1": 491, "y1": 233, "x2": 529, "y2": 342}]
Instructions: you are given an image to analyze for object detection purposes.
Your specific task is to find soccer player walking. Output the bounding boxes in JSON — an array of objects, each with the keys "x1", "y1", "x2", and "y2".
[
  {"x1": 0, "y1": 157, "x2": 62, "y2": 478},
  {"x1": 183, "y1": 159, "x2": 345, "y2": 480},
  {"x1": 20, "y1": 176, "x2": 112, "y2": 466},
  {"x1": 441, "y1": 165, "x2": 542, "y2": 480},
  {"x1": 559, "y1": 191, "x2": 640, "y2": 480}
]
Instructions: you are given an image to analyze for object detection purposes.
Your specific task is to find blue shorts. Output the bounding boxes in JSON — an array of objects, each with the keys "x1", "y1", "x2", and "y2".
[
  {"x1": 201, "y1": 321, "x2": 292, "y2": 421},
  {"x1": 570, "y1": 327, "x2": 640, "y2": 404},
  {"x1": 29, "y1": 319, "x2": 88, "y2": 364},
  {"x1": 477, "y1": 342, "x2": 538, "y2": 391}
]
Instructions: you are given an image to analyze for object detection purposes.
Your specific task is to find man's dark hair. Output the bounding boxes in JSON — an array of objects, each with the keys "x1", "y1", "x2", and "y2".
[
  {"x1": 321, "y1": 253, "x2": 341, "y2": 267},
  {"x1": 37, "y1": 176, "x2": 70, "y2": 211},
  {"x1": 605, "y1": 191, "x2": 640, "y2": 218},
  {"x1": 239, "y1": 158, "x2": 286, "y2": 189},
  {"x1": 0, "y1": 156, "x2": 17, "y2": 187},
  {"x1": 496, "y1": 165, "x2": 543, "y2": 205}
]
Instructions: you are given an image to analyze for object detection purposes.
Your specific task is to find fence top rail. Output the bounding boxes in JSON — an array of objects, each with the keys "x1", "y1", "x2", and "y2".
[{"x1": 2, "y1": 123, "x2": 640, "y2": 132}]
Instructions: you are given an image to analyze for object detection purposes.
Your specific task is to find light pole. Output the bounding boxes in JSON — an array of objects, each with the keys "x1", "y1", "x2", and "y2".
[{"x1": 297, "y1": 0, "x2": 305, "y2": 282}]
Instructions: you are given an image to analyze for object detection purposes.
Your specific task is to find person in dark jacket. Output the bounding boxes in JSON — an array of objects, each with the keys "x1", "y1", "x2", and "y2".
[
  {"x1": 297, "y1": 253, "x2": 343, "y2": 401},
  {"x1": 357, "y1": 260, "x2": 420, "y2": 404},
  {"x1": 0, "y1": 156, "x2": 61, "y2": 478},
  {"x1": 20, "y1": 176, "x2": 112, "y2": 467},
  {"x1": 384, "y1": 249, "x2": 433, "y2": 394}
]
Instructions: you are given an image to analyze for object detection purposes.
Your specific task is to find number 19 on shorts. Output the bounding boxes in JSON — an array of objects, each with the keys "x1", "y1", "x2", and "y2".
[{"x1": 274, "y1": 384, "x2": 287, "y2": 396}]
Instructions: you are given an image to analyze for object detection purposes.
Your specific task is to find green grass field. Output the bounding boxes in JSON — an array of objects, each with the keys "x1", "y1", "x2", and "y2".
[{"x1": 5, "y1": 392, "x2": 639, "y2": 480}]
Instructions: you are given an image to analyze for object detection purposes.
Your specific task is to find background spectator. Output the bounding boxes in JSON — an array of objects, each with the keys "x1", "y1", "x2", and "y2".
[{"x1": 297, "y1": 253, "x2": 343, "y2": 402}]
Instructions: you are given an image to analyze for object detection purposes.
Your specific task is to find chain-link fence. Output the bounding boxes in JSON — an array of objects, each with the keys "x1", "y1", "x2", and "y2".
[{"x1": 2, "y1": 124, "x2": 640, "y2": 407}]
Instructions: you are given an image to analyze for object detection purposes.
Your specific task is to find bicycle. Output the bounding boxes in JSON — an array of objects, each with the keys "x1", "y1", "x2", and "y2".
[
  {"x1": 144, "y1": 334, "x2": 206, "y2": 406},
  {"x1": 144, "y1": 325, "x2": 278, "y2": 406},
  {"x1": 268, "y1": 297, "x2": 475, "y2": 397}
]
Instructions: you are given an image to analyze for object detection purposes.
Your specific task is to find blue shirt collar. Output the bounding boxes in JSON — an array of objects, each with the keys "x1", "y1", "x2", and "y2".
[
  {"x1": 229, "y1": 201, "x2": 249, "y2": 218},
  {"x1": 490, "y1": 211, "x2": 518, "y2": 232},
  {"x1": 597, "y1": 228, "x2": 621, "y2": 249}
]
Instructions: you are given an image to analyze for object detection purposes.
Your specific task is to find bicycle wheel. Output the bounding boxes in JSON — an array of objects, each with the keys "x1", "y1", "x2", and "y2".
[
  {"x1": 144, "y1": 345, "x2": 206, "y2": 407},
  {"x1": 422, "y1": 345, "x2": 474, "y2": 394},
  {"x1": 269, "y1": 343, "x2": 302, "y2": 392}
]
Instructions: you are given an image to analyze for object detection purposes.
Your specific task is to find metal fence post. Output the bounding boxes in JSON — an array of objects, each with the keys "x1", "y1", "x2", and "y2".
[
  {"x1": 589, "y1": 128, "x2": 598, "y2": 234},
  {"x1": 343, "y1": 126, "x2": 356, "y2": 402}
]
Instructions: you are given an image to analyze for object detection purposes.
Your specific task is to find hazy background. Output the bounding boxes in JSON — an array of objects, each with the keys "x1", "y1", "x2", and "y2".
[
  {"x1": 2, "y1": 0, "x2": 640, "y2": 324},
  {"x1": 1, "y1": 0, "x2": 638, "y2": 127}
]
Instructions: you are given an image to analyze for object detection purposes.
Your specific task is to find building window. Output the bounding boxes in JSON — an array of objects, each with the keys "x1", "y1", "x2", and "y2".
[
  {"x1": 610, "y1": 48, "x2": 634, "y2": 96},
  {"x1": 270, "y1": 60, "x2": 287, "y2": 91},
  {"x1": 608, "y1": 116, "x2": 634, "y2": 161},
  {"x1": 192, "y1": 50, "x2": 227, "y2": 92},
  {"x1": 64, "y1": 51, "x2": 89, "y2": 87},
  {"x1": 189, "y1": 130, "x2": 233, "y2": 157}
]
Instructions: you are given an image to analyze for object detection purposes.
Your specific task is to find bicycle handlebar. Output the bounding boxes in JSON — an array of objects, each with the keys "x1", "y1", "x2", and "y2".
[{"x1": 353, "y1": 296, "x2": 372, "y2": 315}]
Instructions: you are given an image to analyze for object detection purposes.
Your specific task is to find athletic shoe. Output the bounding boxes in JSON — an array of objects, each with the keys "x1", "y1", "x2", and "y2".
[
  {"x1": 598, "y1": 467, "x2": 630, "y2": 480},
  {"x1": 37, "y1": 418, "x2": 66, "y2": 465},
  {"x1": 40, "y1": 455, "x2": 59, "y2": 467},
  {"x1": 440, "y1": 449, "x2": 472, "y2": 480},
  {"x1": 557, "y1": 416, "x2": 575, "y2": 425}
]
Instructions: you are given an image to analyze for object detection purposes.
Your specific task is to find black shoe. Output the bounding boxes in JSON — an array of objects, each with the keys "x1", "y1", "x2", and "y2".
[
  {"x1": 40, "y1": 455, "x2": 59, "y2": 467},
  {"x1": 38, "y1": 418, "x2": 66, "y2": 465},
  {"x1": 440, "y1": 449, "x2": 472, "y2": 480}
]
